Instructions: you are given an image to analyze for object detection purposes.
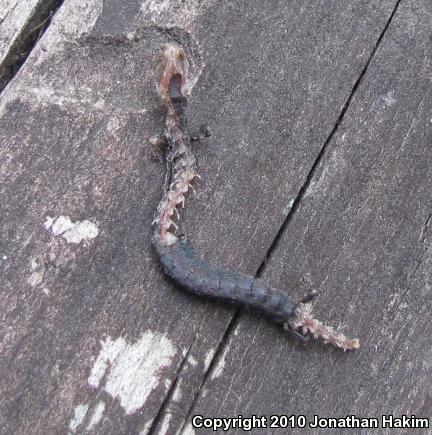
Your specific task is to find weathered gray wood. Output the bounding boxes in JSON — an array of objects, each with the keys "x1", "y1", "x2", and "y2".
[
  {"x1": 0, "y1": 0, "x2": 59, "y2": 91},
  {"x1": 0, "y1": 0, "x2": 401, "y2": 433},
  {"x1": 186, "y1": 0, "x2": 432, "y2": 433}
]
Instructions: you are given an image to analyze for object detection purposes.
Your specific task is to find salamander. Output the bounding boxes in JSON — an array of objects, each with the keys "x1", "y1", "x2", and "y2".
[{"x1": 151, "y1": 43, "x2": 359, "y2": 351}]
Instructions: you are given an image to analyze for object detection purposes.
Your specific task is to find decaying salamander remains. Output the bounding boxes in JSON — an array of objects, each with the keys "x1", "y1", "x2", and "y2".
[{"x1": 152, "y1": 43, "x2": 360, "y2": 351}]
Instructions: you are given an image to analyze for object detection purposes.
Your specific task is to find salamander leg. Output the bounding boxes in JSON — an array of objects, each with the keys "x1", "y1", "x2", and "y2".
[
  {"x1": 283, "y1": 323, "x2": 310, "y2": 344},
  {"x1": 298, "y1": 289, "x2": 319, "y2": 305},
  {"x1": 191, "y1": 124, "x2": 211, "y2": 142},
  {"x1": 148, "y1": 135, "x2": 168, "y2": 161},
  {"x1": 282, "y1": 291, "x2": 319, "y2": 344}
]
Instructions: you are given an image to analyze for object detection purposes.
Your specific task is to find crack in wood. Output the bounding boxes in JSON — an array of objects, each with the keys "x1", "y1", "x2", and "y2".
[
  {"x1": 177, "y1": 310, "x2": 242, "y2": 435},
  {"x1": 256, "y1": 0, "x2": 405, "y2": 278},
  {"x1": 419, "y1": 213, "x2": 432, "y2": 243},
  {"x1": 147, "y1": 335, "x2": 197, "y2": 435},
  {"x1": 0, "y1": 0, "x2": 65, "y2": 95}
]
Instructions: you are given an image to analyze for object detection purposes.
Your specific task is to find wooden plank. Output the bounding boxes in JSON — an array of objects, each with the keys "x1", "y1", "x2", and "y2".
[
  {"x1": 186, "y1": 0, "x2": 432, "y2": 433},
  {"x1": 0, "y1": 0, "x2": 401, "y2": 433},
  {"x1": 0, "y1": 0, "x2": 60, "y2": 91}
]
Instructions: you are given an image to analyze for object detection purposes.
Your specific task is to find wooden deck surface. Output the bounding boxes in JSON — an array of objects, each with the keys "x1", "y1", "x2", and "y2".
[{"x1": 1, "y1": 0, "x2": 431, "y2": 434}]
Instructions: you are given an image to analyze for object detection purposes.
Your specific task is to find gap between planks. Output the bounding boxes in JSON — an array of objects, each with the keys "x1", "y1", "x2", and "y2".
[{"x1": 0, "y1": 0, "x2": 65, "y2": 95}]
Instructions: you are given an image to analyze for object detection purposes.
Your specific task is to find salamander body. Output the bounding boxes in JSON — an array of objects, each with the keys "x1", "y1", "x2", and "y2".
[{"x1": 151, "y1": 43, "x2": 359, "y2": 351}]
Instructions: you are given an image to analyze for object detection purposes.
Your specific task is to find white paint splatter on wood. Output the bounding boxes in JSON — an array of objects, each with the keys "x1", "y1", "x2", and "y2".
[
  {"x1": 383, "y1": 91, "x2": 397, "y2": 107},
  {"x1": 88, "y1": 332, "x2": 177, "y2": 414},
  {"x1": 69, "y1": 403, "x2": 89, "y2": 432},
  {"x1": 62, "y1": 220, "x2": 99, "y2": 244},
  {"x1": 43, "y1": 216, "x2": 55, "y2": 230},
  {"x1": 50, "y1": 215, "x2": 74, "y2": 235},
  {"x1": 159, "y1": 412, "x2": 174, "y2": 435},
  {"x1": 86, "y1": 401, "x2": 106, "y2": 431},
  {"x1": 188, "y1": 355, "x2": 198, "y2": 367},
  {"x1": 45, "y1": 215, "x2": 99, "y2": 244},
  {"x1": 182, "y1": 422, "x2": 196, "y2": 435},
  {"x1": 27, "y1": 271, "x2": 43, "y2": 287},
  {"x1": 140, "y1": 418, "x2": 155, "y2": 434},
  {"x1": 371, "y1": 90, "x2": 397, "y2": 111}
]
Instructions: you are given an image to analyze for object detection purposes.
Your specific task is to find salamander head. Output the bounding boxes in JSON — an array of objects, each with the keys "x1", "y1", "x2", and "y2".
[{"x1": 156, "y1": 43, "x2": 190, "y2": 102}]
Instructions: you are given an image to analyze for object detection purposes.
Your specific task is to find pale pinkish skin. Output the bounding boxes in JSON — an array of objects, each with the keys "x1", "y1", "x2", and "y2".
[
  {"x1": 153, "y1": 43, "x2": 360, "y2": 351},
  {"x1": 291, "y1": 305, "x2": 360, "y2": 351},
  {"x1": 153, "y1": 43, "x2": 198, "y2": 247}
]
